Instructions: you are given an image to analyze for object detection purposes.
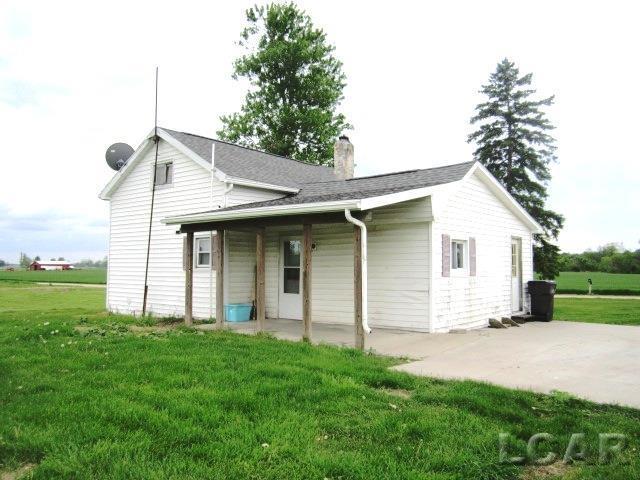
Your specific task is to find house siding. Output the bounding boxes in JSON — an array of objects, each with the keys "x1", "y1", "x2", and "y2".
[
  {"x1": 226, "y1": 198, "x2": 433, "y2": 331},
  {"x1": 431, "y1": 171, "x2": 534, "y2": 332},
  {"x1": 107, "y1": 140, "x2": 281, "y2": 319}
]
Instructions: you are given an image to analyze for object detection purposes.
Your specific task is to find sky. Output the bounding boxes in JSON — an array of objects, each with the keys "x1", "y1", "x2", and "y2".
[{"x1": 1, "y1": 0, "x2": 638, "y2": 263}]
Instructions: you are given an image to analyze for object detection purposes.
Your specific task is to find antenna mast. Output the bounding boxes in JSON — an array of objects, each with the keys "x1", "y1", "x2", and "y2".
[{"x1": 142, "y1": 67, "x2": 159, "y2": 316}]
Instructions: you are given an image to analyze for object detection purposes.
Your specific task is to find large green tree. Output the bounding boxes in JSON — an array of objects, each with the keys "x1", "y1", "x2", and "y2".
[
  {"x1": 468, "y1": 59, "x2": 564, "y2": 279},
  {"x1": 218, "y1": 3, "x2": 350, "y2": 164}
]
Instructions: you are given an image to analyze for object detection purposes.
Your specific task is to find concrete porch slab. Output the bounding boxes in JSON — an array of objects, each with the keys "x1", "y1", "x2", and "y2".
[{"x1": 195, "y1": 319, "x2": 640, "y2": 409}]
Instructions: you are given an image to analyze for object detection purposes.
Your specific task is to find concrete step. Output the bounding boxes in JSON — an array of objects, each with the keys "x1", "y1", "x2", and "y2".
[
  {"x1": 511, "y1": 314, "x2": 535, "y2": 324},
  {"x1": 489, "y1": 318, "x2": 507, "y2": 329},
  {"x1": 502, "y1": 317, "x2": 521, "y2": 327}
]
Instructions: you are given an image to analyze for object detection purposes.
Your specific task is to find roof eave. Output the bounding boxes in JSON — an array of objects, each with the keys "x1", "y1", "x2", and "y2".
[{"x1": 163, "y1": 199, "x2": 362, "y2": 225}]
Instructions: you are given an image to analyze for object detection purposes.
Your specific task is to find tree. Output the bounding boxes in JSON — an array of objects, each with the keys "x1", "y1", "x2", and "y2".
[
  {"x1": 57, "y1": 257, "x2": 65, "y2": 261},
  {"x1": 218, "y1": 2, "x2": 350, "y2": 164},
  {"x1": 0, "y1": 259, "x2": 6, "y2": 267},
  {"x1": 468, "y1": 59, "x2": 564, "y2": 279},
  {"x1": 34, "y1": 256, "x2": 41, "y2": 261},
  {"x1": 19, "y1": 253, "x2": 32, "y2": 269}
]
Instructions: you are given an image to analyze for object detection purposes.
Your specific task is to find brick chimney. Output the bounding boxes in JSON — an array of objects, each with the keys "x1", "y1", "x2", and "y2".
[{"x1": 333, "y1": 135, "x2": 354, "y2": 180}]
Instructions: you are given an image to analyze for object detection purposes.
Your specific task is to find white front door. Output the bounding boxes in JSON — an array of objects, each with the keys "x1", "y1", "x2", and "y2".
[
  {"x1": 278, "y1": 238, "x2": 303, "y2": 320},
  {"x1": 511, "y1": 238, "x2": 522, "y2": 312}
]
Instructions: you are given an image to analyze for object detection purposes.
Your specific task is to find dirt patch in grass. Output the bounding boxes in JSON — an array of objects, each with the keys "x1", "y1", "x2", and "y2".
[
  {"x1": 128, "y1": 324, "x2": 180, "y2": 334},
  {"x1": 380, "y1": 388, "x2": 413, "y2": 399},
  {"x1": 1, "y1": 463, "x2": 36, "y2": 480},
  {"x1": 520, "y1": 461, "x2": 574, "y2": 479},
  {"x1": 74, "y1": 322, "x2": 180, "y2": 337}
]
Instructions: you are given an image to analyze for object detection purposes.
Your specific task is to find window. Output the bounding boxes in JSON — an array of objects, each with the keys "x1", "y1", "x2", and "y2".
[
  {"x1": 451, "y1": 240, "x2": 466, "y2": 270},
  {"x1": 283, "y1": 240, "x2": 301, "y2": 294},
  {"x1": 195, "y1": 237, "x2": 211, "y2": 267},
  {"x1": 154, "y1": 162, "x2": 173, "y2": 186}
]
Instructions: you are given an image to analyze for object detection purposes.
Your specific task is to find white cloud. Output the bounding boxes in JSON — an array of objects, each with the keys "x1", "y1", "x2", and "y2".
[{"x1": 0, "y1": 0, "x2": 638, "y2": 263}]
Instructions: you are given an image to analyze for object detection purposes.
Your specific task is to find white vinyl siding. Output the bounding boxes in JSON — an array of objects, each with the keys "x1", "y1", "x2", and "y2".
[
  {"x1": 431, "y1": 171, "x2": 534, "y2": 332},
  {"x1": 106, "y1": 140, "x2": 282, "y2": 320},
  {"x1": 227, "y1": 197, "x2": 434, "y2": 331}
]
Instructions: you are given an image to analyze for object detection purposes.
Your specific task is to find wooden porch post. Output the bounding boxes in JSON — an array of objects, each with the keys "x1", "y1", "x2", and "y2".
[
  {"x1": 353, "y1": 226, "x2": 364, "y2": 350},
  {"x1": 216, "y1": 229, "x2": 225, "y2": 329},
  {"x1": 256, "y1": 227, "x2": 266, "y2": 332},
  {"x1": 184, "y1": 231, "x2": 194, "y2": 326},
  {"x1": 302, "y1": 223, "x2": 312, "y2": 341}
]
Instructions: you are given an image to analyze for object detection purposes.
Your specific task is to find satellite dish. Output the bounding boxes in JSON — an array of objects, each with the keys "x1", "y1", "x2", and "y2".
[{"x1": 105, "y1": 143, "x2": 134, "y2": 171}]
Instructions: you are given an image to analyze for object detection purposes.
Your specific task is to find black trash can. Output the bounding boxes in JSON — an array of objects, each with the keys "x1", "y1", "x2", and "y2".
[{"x1": 527, "y1": 280, "x2": 556, "y2": 321}]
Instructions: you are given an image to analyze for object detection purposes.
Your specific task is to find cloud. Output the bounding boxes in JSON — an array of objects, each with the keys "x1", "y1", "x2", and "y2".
[
  {"x1": 0, "y1": 0, "x2": 638, "y2": 258},
  {"x1": 0, "y1": 205, "x2": 108, "y2": 263}
]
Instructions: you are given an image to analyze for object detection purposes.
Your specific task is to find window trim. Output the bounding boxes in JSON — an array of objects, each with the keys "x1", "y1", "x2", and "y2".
[
  {"x1": 195, "y1": 236, "x2": 211, "y2": 268},
  {"x1": 152, "y1": 161, "x2": 174, "y2": 189},
  {"x1": 450, "y1": 239, "x2": 468, "y2": 274}
]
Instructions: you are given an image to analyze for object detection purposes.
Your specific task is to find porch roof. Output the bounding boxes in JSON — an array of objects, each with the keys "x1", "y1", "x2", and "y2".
[{"x1": 164, "y1": 161, "x2": 475, "y2": 227}]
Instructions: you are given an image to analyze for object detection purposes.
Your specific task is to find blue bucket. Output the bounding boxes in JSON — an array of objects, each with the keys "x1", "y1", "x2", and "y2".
[{"x1": 224, "y1": 303, "x2": 253, "y2": 322}]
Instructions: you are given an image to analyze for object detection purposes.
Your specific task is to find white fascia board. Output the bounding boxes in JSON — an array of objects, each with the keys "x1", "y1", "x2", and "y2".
[
  {"x1": 224, "y1": 175, "x2": 299, "y2": 193},
  {"x1": 98, "y1": 136, "x2": 154, "y2": 200},
  {"x1": 467, "y1": 162, "x2": 544, "y2": 233},
  {"x1": 164, "y1": 199, "x2": 361, "y2": 225}
]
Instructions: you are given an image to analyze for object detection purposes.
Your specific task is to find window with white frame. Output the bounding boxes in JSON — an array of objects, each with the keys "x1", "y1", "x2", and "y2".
[
  {"x1": 195, "y1": 237, "x2": 211, "y2": 267},
  {"x1": 154, "y1": 162, "x2": 173, "y2": 186},
  {"x1": 451, "y1": 240, "x2": 467, "y2": 270}
]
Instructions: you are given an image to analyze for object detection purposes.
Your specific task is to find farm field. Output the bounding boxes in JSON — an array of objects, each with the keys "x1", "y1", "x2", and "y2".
[
  {"x1": 554, "y1": 298, "x2": 640, "y2": 326},
  {"x1": 1, "y1": 284, "x2": 639, "y2": 479},
  {"x1": 0, "y1": 268, "x2": 107, "y2": 285},
  {"x1": 555, "y1": 271, "x2": 640, "y2": 295}
]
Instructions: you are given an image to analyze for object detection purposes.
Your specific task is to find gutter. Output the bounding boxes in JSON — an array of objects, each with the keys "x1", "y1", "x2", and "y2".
[
  {"x1": 344, "y1": 209, "x2": 371, "y2": 334},
  {"x1": 164, "y1": 199, "x2": 362, "y2": 225}
]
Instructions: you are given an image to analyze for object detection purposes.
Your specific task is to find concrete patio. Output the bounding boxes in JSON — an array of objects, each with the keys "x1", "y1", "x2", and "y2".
[{"x1": 197, "y1": 318, "x2": 640, "y2": 409}]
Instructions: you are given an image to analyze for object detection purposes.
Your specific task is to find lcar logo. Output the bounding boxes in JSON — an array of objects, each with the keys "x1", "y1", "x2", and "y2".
[{"x1": 499, "y1": 433, "x2": 627, "y2": 465}]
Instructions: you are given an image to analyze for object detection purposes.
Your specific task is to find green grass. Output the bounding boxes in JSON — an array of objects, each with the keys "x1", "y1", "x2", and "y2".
[
  {"x1": 0, "y1": 268, "x2": 107, "y2": 285},
  {"x1": 555, "y1": 272, "x2": 640, "y2": 295},
  {"x1": 1, "y1": 284, "x2": 639, "y2": 479},
  {"x1": 554, "y1": 297, "x2": 640, "y2": 326}
]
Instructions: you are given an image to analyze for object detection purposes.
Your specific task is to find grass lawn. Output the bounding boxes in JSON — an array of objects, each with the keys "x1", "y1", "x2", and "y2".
[
  {"x1": 554, "y1": 297, "x2": 640, "y2": 326},
  {"x1": 555, "y1": 272, "x2": 640, "y2": 296},
  {"x1": 1, "y1": 284, "x2": 639, "y2": 479},
  {"x1": 0, "y1": 268, "x2": 107, "y2": 285}
]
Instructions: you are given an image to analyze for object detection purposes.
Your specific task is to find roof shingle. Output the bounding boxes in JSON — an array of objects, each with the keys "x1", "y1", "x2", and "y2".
[
  {"x1": 190, "y1": 161, "x2": 476, "y2": 214},
  {"x1": 161, "y1": 128, "x2": 337, "y2": 188}
]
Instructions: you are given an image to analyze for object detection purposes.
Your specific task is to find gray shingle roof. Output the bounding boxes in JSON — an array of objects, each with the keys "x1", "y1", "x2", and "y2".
[
  {"x1": 193, "y1": 161, "x2": 476, "y2": 214},
  {"x1": 161, "y1": 128, "x2": 337, "y2": 188}
]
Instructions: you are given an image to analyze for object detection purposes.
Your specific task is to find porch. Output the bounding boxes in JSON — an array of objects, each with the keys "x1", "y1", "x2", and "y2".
[
  {"x1": 196, "y1": 317, "x2": 431, "y2": 356},
  {"x1": 181, "y1": 211, "x2": 371, "y2": 349}
]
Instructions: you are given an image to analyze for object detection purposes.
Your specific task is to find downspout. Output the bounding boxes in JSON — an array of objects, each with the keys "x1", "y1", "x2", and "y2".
[
  {"x1": 209, "y1": 143, "x2": 216, "y2": 320},
  {"x1": 223, "y1": 182, "x2": 234, "y2": 208},
  {"x1": 344, "y1": 209, "x2": 372, "y2": 334},
  {"x1": 221, "y1": 182, "x2": 234, "y2": 309}
]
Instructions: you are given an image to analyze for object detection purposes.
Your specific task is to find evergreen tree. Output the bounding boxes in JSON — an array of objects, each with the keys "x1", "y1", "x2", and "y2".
[
  {"x1": 218, "y1": 3, "x2": 350, "y2": 164},
  {"x1": 468, "y1": 59, "x2": 564, "y2": 278}
]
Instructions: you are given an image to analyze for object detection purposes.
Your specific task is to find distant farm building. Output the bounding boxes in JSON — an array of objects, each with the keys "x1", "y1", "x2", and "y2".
[{"x1": 29, "y1": 261, "x2": 74, "y2": 271}]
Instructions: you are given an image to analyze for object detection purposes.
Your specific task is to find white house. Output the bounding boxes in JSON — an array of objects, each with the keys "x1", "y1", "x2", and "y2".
[{"x1": 99, "y1": 127, "x2": 541, "y2": 347}]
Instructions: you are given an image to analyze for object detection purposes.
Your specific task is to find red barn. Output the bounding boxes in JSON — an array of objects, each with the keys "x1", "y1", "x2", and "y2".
[{"x1": 29, "y1": 261, "x2": 74, "y2": 271}]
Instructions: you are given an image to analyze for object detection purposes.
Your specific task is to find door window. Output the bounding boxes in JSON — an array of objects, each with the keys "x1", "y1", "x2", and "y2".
[
  {"x1": 511, "y1": 243, "x2": 519, "y2": 277},
  {"x1": 283, "y1": 240, "x2": 301, "y2": 294}
]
